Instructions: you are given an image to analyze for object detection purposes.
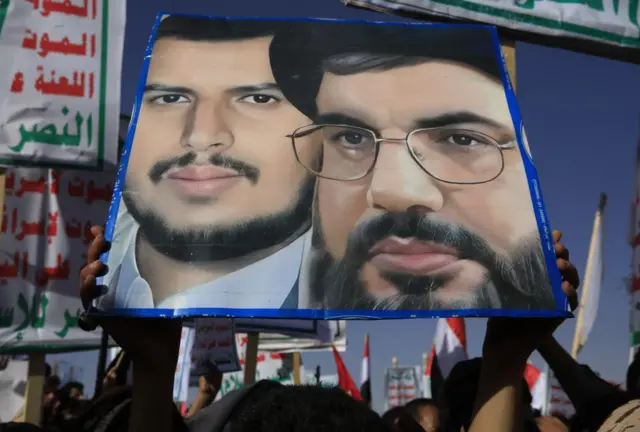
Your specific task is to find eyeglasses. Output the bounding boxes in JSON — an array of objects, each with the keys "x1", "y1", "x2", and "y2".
[{"x1": 288, "y1": 124, "x2": 514, "y2": 184}]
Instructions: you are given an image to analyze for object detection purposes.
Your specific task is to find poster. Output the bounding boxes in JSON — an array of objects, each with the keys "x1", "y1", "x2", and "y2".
[
  {"x1": 96, "y1": 14, "x2": 566, "y2": 319},
  {"x1": 0, "y1": 0, "x2": 125, "y2": 170},
  {"x1": 190, "y1": 318, "x2": 241, "y2": 375},
  {"x1": 346, "y1": 0, "x2": 640, "y2": 51},
  {"x1": 384, "y1": 366, "x2": 421, "y2": 410},
  {"x1": 0, "y1": 168, "x2": 114, "y2": 350}
]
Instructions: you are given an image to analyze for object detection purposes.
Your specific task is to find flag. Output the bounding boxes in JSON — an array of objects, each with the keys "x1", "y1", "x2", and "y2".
[
  {"x1": 572, "y1": 193, "x2": 606, "y2": 357},
  {"x1": 428, "y1": 318, "x2": 467, "y2": 399},
  {"x1": 524, "y1": 362, "x2": 548, "y2": 412},
  {"x1": 360, "y1": 333, "x2": 371, "y2": 406},
  {"x1": 332, "y1": 345, "x2": 363, "y2": 401}
]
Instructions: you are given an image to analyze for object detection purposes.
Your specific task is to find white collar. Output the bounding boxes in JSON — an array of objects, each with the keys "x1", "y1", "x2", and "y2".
[{"x1": 110, "y1": 224, "x2": 310, "y2": 310}]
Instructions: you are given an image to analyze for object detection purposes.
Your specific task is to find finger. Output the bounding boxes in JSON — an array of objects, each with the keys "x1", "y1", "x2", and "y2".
[
  {"x1": 558, "y1": 260, "x2": 580, "y2": 290},
  {"x1": 79, "y1": 260, "x2": 108, "y2": 283},
  {"x1": 90, "y1": 225, "x2": 104, "y2": 238},
  {"x1": 554, "y1": 242, "x2": 569, "y2": 261},
  {"x1": 87, "y1": 236, "x2": 111, "y2": 263},
  {"x1": 552, "y1": 230, "x2": 563, "y2": 244},
  {"x1": 562, "y1": 281, "x2": 578, "y2": 311},
  {"x1": 80, "y1": 274, "x2": 98, "y2": 309},
  {"x1": 78, "y1": 310, "x2": 99, "y2": 332}
]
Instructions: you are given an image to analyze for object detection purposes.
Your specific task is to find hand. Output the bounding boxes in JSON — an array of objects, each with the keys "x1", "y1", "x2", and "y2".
[
  {"x1": 78, "y1": 225, "x2": 182, "y2": 371},
  {"x1": 198, "y1": 361, "x2": 223, "y2": 396},
  {"x1": 483, "y1": 230, "x2": 580, "y2": 362}
]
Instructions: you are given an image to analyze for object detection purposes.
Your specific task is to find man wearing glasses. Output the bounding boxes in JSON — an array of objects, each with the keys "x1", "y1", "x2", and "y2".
[{"x1": 270, "y1": 22, "x2": 556, "y2": 310}]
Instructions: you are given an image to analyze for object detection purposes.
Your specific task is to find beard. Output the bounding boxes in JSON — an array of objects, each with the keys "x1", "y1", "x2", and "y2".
[
  {"x1": 122, "y1": 152, "x2": 315, "y2": 262},
  {"x1": 309, "y1": 210, "x2": 556, "y2": 310}
]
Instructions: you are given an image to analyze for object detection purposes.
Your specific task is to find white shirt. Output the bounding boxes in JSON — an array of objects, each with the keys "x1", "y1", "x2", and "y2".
[{"x1": 97, "y1": 206, "x2": 311, "y2": 310}]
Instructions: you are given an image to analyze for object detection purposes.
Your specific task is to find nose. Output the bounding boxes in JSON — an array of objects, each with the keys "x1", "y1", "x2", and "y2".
[
  {"x1": 181, "y1": 100, "x2": 233, "y2": 152},
  {"x1": 367, "y1": 143, "x2": 444, "y2": 212}
]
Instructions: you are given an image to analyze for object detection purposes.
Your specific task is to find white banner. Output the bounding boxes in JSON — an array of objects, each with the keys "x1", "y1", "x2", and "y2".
[
  {"x1": 173, "y1": 327, "x2": 194, "y2": 402},
  {"x1": 216, "y1": 334, "x2": 299, "y2": 398},
  {"x1": 0, "y1": 168, "x2": 114, "y2": 349},
  {"x1": 0, "y1": 0, "x2": 125, "y2": 169},
  {"x1": 346, "y1": 0, "x2": 640, "y2": 50},
  {"x1": 384, "y1": 366, "x2": 421, "y2": 410},
  {"x1": 0, "y1": 358, "x2": 27, "y2": 422},
  {"x1": 191, "y1": 318, "x2": 241, "y2": 375},
  {"x1": 250, "y1": 321, "x2": 347, "y2": 353}
]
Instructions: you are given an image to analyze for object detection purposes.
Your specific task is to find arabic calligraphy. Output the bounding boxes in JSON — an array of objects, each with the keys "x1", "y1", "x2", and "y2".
[
  {"x1": 67, "y1": 176, "x2": 113, "y2": 204},
  {"x1": 13, "y1": 292, "x2": 49, "y2": 332},
  {"x1": 34, "y1": 65, "x2": 89, "y2": 97},
  {"x1": 12, "y1": 106, "x2": 92, "y2": 153},
  {"x1": 514, "y1": 0, "x2": 639, "y2": 27},
  {"x1": 25, "y1": 0, "x2": 94, "y2": 18},
  {"x1": 54, "y1": 308, "x2": 81, "y2": 338},
  {"x1": 22, "y1": 29, "x2": 96, "y2": 58}
]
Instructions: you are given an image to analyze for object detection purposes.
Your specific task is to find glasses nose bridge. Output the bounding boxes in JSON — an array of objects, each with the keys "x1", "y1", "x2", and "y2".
[{"x1": 374, "y1": 136, "x2": 408, "y2": 146}]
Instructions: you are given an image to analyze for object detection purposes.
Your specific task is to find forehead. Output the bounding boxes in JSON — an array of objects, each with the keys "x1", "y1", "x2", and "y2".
[
  {"x1": 147, "y1": 36, "x2": 275, "y2": 90},
  {"x1": 316, "y1": 61, "x2": 510, "y2": 128}
]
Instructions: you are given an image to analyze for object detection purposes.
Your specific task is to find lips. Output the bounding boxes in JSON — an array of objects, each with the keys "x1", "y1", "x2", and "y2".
[
  {"x1": 369, "y1": 236, "x2": 458, "y2": 273},
  {"x1": 165, "y1": 165, "x2": 243, "y2": 196}
]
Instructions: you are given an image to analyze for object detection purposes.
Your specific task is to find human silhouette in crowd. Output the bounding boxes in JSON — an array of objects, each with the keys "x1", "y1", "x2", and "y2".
[{"x1": 404, "y1": 398, "x2": 440, "y2": 432}]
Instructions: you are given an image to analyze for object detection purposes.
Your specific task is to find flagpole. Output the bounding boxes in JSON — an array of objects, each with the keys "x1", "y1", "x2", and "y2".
[{"x1": 571, "y1": 193, "x2": 606, "y2": 358}]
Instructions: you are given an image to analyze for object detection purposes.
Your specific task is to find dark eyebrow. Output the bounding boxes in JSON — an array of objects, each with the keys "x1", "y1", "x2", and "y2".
[
  {"x1": 144, "y1": 84, "x2": 195, "y2": 95},
  {"x1": 413, "y1": 111, "x2": 509, "y2": 130},
  {"x1": 315, "y1": 112, "x2": 376, "y2": 131},
  {"x1": 226, "y1": 82, "x2": 281, "y2": 96}
]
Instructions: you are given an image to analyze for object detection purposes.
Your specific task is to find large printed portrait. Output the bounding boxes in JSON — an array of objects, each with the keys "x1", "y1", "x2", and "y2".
[{"x1": 96, "y1": 14, "x2": 566, "y2": 318}]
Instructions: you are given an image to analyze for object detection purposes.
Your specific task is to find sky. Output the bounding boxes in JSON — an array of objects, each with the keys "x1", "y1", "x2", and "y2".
[{"x1": 53, "y1": 0, "x2": 640, "y2": 414}]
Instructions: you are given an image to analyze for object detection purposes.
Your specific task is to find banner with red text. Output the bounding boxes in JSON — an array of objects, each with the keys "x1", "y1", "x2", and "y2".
[
  {"x1": 0, "y1": 168, "x2": 114, "y2": 350},
  {"x1": 191, "y1": 318, "x2": 240, "y2": 375},
  {"x1": 0, "y1": 0, "x2": 125, "y2": 169}
]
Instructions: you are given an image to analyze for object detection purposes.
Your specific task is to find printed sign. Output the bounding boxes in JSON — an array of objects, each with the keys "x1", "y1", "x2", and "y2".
[
  {"x1": 346, "y1": 0, "x2": 640, "y2": 50},
  {"x1": 384, "y1": 366, "x2": 421, "y2": 410},
  {"x1": 191, "y1": 318, "x2": 241, "y2": 375},
  {"x1": 0, "y1": 0, "x2": 125, "y2": 169},
  {"x1": 0, "y1": 168, "x2": 114, "y2": 350},
  {"x1": 96, "y1": 15, "x2": 565, "y2": 319},
  {"x1": 215, "y1": 334, "x2": 299, "y2": 398}
]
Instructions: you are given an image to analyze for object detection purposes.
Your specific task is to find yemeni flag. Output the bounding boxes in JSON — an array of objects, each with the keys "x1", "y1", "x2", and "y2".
[
  {"x1": 360, "y1": 333, "x2": 372, "y2": 406},
  {"x1": 524, "y1": 362, "x2": 548, "y2": 412},
  {"x1": 332, "y1": 345, "x2": 363, "y2": 401},
  {"x1": 427, "y1": 318, "x2": 468, "y2": 399}
]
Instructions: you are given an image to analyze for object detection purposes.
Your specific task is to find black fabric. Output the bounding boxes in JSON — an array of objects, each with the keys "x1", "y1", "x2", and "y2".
[
  {"x1": 186, "y1": 380, "x2": 283, "y2": 432},
  {"x1": 360, "y1": 379, "x2": 371, "y2": 406},
  {"x1": 429, "y1": 353, "x2": 445, "y2": 403},
  {"x1": 269, "y1": 21, "x2": 502, "y2": 119}
]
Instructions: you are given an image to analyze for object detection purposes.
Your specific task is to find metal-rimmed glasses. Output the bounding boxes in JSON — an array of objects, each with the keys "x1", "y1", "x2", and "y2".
[{"x1": 288, "y1": 124, "x2": 514, "y2": 184}]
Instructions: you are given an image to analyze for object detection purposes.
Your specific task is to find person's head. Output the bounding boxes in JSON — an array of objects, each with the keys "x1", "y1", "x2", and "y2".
[
  {"x1": 381, "y1": 406, "x2": 425, "y2": 432},
  {"x1": 229, "y1": 384, "x2": 390, "y2": 432},
  {"x1": 440, "y1": 358, "x2": 535, "y2": 431},
  {"x1": 627, "y1": 352, "x2": 640, "y2": 396},
  {"x1": 535, "y1": 415, "x2": 568, "y2": 432},
  {"x1": 405, "y1": 398, "x2": 440, "y2": 432},
  {"x1": 123, "y1": 15, "x2": 317, "y2": 263},
  {"x1": 270, "y1": 22, "x2": 555, "y2": 310}
]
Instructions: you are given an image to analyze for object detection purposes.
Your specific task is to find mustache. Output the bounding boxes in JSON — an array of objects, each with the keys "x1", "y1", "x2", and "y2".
[
  {"x1": 343, "y1": 211, "x2": 496, "y2": 270},
  {"x1": 148, "y1": 152, "x2": 261, "y2": 184}
]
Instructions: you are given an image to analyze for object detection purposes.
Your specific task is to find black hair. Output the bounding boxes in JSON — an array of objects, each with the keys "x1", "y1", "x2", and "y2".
[
  {"x1": 381, "y1": 406, "x2": 425, "y2": 432},
  {"x1": 155, "y1": 15, "x2": 288, "y2": 44},
  {"x1": 230, "y1": 385, "x2": 391, "y2": 432},
  {"x1": 270, "y1": 21, "x2": 503, "y2": 119},
  {"x1": 404, "y1": 397, "x2": 437, "y2": 418}
]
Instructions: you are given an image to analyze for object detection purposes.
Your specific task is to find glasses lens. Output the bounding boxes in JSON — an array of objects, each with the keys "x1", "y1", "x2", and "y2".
[
  {"x1": 292, "y1": 124, "x2": 377, "y2": 180},
  {"x1": 408, "y1": 128, "x2": 504, "y2": 183}
]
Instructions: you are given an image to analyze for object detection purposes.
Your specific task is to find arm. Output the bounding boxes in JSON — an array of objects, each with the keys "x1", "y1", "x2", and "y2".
[
  {"x1": 186, "y1": 391, "x2": 215, "y2": 418},
  {"x1": 469, "y1": 353, "x2": 527, "y2": 432},
  {"x1": 129, "y1": 360, "x2": 177, "y2": 432},
  {"x1": 537, "y1": 336, "x2": 620, "y2": 409}
]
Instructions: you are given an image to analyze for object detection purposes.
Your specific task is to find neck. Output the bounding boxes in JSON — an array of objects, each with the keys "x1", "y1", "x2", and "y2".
[{"x1": 135, "y1": 233, "x2": 286, "y2": 305}]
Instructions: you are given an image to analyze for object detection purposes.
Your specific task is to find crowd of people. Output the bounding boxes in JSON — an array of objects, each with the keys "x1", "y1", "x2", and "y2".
[{"x1": 1, "y1": 227, "x2": 638, "y2": 431}]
